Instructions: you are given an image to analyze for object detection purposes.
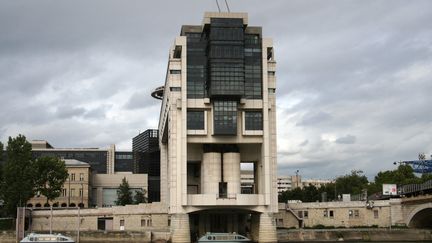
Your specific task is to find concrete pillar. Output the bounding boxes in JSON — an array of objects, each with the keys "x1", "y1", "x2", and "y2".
[
  {"x1": 201, "y1": 152, "x2": 221, "y2": 194},
  {"x1": 171, "y1": 214, "x2": 191, "y2": 243},
  {"x1": 258, "y1": 213, "x2": 277, "y2": 243},
  {"x1": 223, "y1": 152, "x2": 240, "y2": 196}
]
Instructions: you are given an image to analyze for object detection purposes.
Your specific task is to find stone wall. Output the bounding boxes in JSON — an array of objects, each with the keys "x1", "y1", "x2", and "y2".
[
  {"x1": 276, "y1": 201, "x2": 391, "y2": 228},
  {"x1": 31, "y1": 203, "x2": 169, "y2": 233}
]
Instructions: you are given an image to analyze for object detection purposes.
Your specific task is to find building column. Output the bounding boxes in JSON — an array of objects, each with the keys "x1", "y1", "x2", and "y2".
[
  {"x1": 258, "y1": 213, "x2": 277, "y2": 243},
  {"x1": 171, "y1": 214, "x2": 191, "y2": 243},
  {"x1": 223, "y1": 152, "x2": 240, "y2": 196}
]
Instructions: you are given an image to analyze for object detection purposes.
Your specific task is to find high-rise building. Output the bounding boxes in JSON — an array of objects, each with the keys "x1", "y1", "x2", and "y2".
[
  {"x1": 132, "y1": 129, "x2": 161, "y2": 202},
  {"x1": 155, "y1": 12, "x2": 277, "y2": 243}
]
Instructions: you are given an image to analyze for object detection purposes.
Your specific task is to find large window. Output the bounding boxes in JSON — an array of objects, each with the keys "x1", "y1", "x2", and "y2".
[
  {"x1": 244, "y1": 111, "x2": 263, "y2": 130},
  {"x1": 213, "y1": 101, "x2": 237, "y2": 135},
  {"x1": 187, "y1": 110, "x2": 205, "y2": 130}
]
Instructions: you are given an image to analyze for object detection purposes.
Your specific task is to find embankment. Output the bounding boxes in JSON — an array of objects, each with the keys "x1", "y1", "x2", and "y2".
[{"x1": 278, "y1": 228, "x2": 432, "y2": 242}]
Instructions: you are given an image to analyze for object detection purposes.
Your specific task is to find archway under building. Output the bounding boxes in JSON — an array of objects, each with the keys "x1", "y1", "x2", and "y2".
[
  {"x1": 408, "y1": 207, "x2": 432, "y2": 228},
  {"x1": 188, "y1": 209, "x2": 261, "y2": 242}
]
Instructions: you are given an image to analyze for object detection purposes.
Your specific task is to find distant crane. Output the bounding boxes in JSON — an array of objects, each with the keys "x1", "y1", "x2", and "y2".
[{"x1": 394, "y1": 153, "x2": 432, "y2": 174}]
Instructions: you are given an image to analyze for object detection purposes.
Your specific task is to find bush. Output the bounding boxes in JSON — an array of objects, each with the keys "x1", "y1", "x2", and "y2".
[{"x1": 0, "y1": 218, "x2": 14, "y2": 230}]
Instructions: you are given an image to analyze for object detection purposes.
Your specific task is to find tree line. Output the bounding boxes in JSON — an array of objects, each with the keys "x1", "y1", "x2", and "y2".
[
  {"x1": 0, "y1": 135, "x2": 69, "y2": 216},
  {"x1": 279, "y1": 166, "x2": 432, "y2": 203},
  {"x1": 0, "y1": 134, "x2": 147, "y2": 217}
]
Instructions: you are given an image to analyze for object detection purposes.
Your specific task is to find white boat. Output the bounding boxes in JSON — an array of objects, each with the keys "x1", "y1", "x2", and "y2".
[
  {"x1": 20, "y1": 233, "x2": 75, "y2": 243},
  {"x1": 198, "y1": 232, "x2": 250, "y2": 243}
]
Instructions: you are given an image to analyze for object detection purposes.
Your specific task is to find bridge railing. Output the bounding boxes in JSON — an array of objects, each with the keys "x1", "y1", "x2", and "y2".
[{"x1": 399, "y1": 179, "x2": 432, "y2": 195}]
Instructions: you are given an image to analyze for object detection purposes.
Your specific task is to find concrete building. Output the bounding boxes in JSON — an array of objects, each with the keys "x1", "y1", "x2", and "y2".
[
  {"x1": 30, "y1": 140, "x2": 148, "y2": 208},
  {"x1": 27, "y1": 159, "x2": 91, "y2": 208},
  {"x1": 91, "y1": 173, "x2": 147, "y2": 207},
  {"x1": 275, "y1": 200, "x2": 391, "y2": 229},
  {"x1": 277, "y1": 176, "x2": 292, "y2": 194},
  {"x1": 156, "y1": 12, "x2": 278, "y2": 243},
  {"x1": 133, "y1": 129, "x2": 161, "y2": 202},
  {"x1": 277, "y1": 175, "x2": 333, "y2": 194}
]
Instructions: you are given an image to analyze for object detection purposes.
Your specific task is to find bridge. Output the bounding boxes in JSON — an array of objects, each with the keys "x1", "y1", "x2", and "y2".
[{"x1": 391, "y1": 194, "x2": 432, "y2": 228}]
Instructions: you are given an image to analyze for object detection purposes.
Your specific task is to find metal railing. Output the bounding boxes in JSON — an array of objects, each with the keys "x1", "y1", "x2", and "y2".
[{"x1": 398, "y1": 179, "x2": 432, "y2": 195}]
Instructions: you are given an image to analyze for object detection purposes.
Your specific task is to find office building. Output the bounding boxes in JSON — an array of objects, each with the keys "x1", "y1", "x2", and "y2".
[
  {"x1": 155, "y1": 12, "x2": 277, "y2": 243},
  {"x1": 133, "y1": 129, "x2": 161, "y2": 202}
]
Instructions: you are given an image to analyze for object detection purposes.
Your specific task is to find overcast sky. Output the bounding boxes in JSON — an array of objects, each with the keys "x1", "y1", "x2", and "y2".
[{"x1": 1, "y1": 0, "x2": 431, "y2": 180}]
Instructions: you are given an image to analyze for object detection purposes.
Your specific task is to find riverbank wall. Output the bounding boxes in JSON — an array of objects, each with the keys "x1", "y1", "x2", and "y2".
[
  {"x1": 2, "y1": 228, "x2": 432, "y2": 242},
  {"x1": 277, "y1": 228, "x2": 432, "y2": 242}
]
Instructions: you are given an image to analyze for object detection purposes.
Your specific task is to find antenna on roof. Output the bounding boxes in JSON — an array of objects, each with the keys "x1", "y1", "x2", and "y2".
[
  {"x1": 224, "y1": 0, "x2": 231, "y2": 12},
  {"x1": 215, "y1": 0, "x2": 221, "y2": 12}
]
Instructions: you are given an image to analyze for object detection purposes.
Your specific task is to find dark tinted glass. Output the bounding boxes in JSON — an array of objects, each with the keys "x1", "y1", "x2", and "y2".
[
  {"x1": 213, "y1": 101, "x2": 237, "y2": 135},
  {"x1": 187, "y1": 110, "x2": 205, "y2": 130},
  {"x1": 245, "y1": 111, "x2": 263, "y2": 130}
]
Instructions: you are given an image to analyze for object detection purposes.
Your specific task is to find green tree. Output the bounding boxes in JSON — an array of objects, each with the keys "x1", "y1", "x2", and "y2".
[
  {"x1": 133, "y1": 189, "x2": 147, "y2": 204},
  {"x1": 368, "y1": 165, "x2": 422, "y2": 194},
  {"x1": 116, "y1": 177, "x2": 133, "y2": 206},
  {"x1": 1, "y1": 135, "x2": 35, "y2": 215},
  {"x1": 33, "y1": 157, "x2": 69, "y2": 204},
  {"x1": 335, "y1": 170, "x2": 369, "y2": 195}
]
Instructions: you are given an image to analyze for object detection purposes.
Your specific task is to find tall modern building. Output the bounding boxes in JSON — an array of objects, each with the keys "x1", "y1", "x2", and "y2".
[
  {"x1": 155, "y1": 12, "x2": 278, "y2": 243},
  {"x1": 133, "y1": 129, "x2": 161, "y2": 202}
]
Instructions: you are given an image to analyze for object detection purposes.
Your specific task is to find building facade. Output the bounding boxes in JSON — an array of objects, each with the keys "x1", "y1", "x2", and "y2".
[
  {"x1": 133, "y1": 129, "x2": 161, "y2": 202},
  {"x1": 156, "y1": 12, "x2": 278, "y2": 243},
  {"x1": 275, "y1": 201, "x2": 391, "y2": 229},
  {"x1": 30, "y1": 140, "x2": 148, "y2": 208},
  {"x1": 27, "y1": 159, "x2": 91, "y2": 208}
]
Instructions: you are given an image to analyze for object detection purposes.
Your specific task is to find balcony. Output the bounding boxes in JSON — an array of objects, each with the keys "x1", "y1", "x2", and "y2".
[{"x1": 186, "y1": 194, "x2": 265, "y2": 206}]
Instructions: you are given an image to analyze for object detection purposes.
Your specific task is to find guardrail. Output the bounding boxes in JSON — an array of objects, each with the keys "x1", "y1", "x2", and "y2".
[{"x1": 399, "y1": 179, "x2": 432, "y2": 195}]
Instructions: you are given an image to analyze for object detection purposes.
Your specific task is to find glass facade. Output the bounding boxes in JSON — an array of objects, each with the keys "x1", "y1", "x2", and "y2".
[
  {"x1": 32, "y1": 150, "x2": 108, "y2": 174},
  {"x1": 244, "y1": 34, "x2": 262, "y2": 99},
  {"x1": 245, "y1": 111, "x2": 263, "y2": 130},
  {"x1": 213, "y1": 101, "x2": 237, "y2": 135},
  {"x1": 186, "y1": 32, "x2": 207, "y2": 98},
  {"x1": 208, "y1": 18, "x2": 245, "y2": 98},
  {"x1": 114, "y1": 151, "x2": 134, "y2": 172},
  {"x1": 183, "y1": 18, "x2": 264, "y2": 136},
  {"x1": 187, "y1": 110, "x2": 205, "y2": 130}
]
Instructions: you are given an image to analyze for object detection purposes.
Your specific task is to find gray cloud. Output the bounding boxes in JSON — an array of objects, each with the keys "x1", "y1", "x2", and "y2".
[
  {"x1": 335, "y1": 135, "x2": 356, "y2": 144},
  {"x1": 1, "y1": 0, "x2": 432, "y2": 180}
]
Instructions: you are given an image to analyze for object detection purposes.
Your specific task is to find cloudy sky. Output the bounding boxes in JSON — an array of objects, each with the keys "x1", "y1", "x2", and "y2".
[{"x1": 1, "y1": 0, "x2": 431, "y2": 180}]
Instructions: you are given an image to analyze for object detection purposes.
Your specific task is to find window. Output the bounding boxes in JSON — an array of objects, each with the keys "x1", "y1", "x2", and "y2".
[
  {"x1": 70, "y1": 173, "x2": 75, "y2": 181},
  {"x1": 170, "y1": 70, "x2": 181, "y2": 74},
  {"x1": 79, "y1": 188, "x2": 83, "y2": 197},
  {"x1": 170, "y1": 87, "x2": 181, "y2": 92},
  {"x1": 303, "y1": 211, "x2": 308, "y2": 219},
  {"x1": 147, "y1": 219, "x2": 152, "y2": 227},
  {"x1": 141, "y1": 219, "x2": 146, "y2": 227},
  {"x1": 62, "y1": 189, "x2": 67, "y2": 197},
  {"x1": 348, "y1": 210, "x2": 353, "y2": 218},
  {"x1": 70, "y1": 189, "x2": 75, "y2": 197},
  {"x1": 268, "y1": 71, "x2": 275, "y2": 76},
  {"x1": 323, "y1": 210, "x2": 328, "y2": 217},
  {"x1": 187, "y1": 110, "x2": 205, "y2": 130},
  {"x1": 79, "y1": 173, "x2": 84, "y2": 181},
  {"x1": 329, "y1": 210, "x2": 334, "y2": 218},
  {"x1": 354, "y1": 210, "x2": 359, "y2": 218},
  {"x1": 213, "y1": 101, "x2": 237, "y2": 135},
  {"x1": 120, "y1": 219, "x2": 125, "y2": 227},
  {"x1": 244, "y1": 111, "x2": 263, "y2": 130},
  {"x1": 374, "y1": 210, "x2": 379, "y2": 219}
]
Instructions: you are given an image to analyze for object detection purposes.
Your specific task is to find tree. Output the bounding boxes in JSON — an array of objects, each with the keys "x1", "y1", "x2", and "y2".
[
  {"x1": 133, "y1": 189, "x2": 147, "y2": 204},
  {"x1": 335, "y1": 170, "x2": 369, "y2": 195},
  {"x1": 1, "y1": 135, "x2": 34, "y2": 215},
  {"x1": 116, "y1": 177, "x2": 133, "y2": 206},
  {"x1": 33, "y1": 157, "x2": 68, "y2": 203},
  {"x1": 0, "y1": 141, "x2": 4, "y2": 184}
]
